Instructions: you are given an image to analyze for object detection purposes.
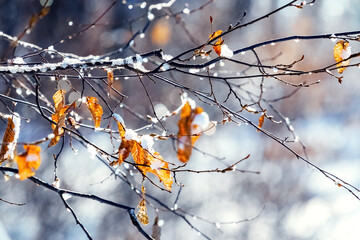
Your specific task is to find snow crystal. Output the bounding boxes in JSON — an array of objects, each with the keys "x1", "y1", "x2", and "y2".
[
  {"x1": 136, "y1": 54, "x2": 143, "y2": 63},
  {"x1": 140, "y1": 135, "x2": 154, "y2": 152},
  {"x1": 189, "y1": 68, "x2": 200, "y2": 74},
  {"x1": 140, "y1": 2, "x2": 147, "y2": 8},
  {"x1": 161, "y1": 53, "x2": 173, "y2": 61},
  {"x1": 48, "y1": 133, "x2": 55, "y2": 139},
  {"x1": 125, "y1": 129, "x2": 139, "y2": 141},
  {"x1": 187, "y1": 98, "x2": 196, "y2": 109},
  {"x1": 13, "y1": 57, "x2": 26, "y2": 64},
  {"x1": 220, "y1": 44, "x2": 233, "y2": 58},
  {"x1": 147, "y1": 13, "x2": 155, "y2": 21},
  {"x1": 112, "y1": 113, "x2": 125, "y2": 126},
  {"x1": 183, "y1": 8, "x2": 190, "y2": 15},
  {"x1": 125, "y1": 57, "x2": 134, "y2": 65},
  {"x1": 61, "y1": 58, "x2": 82, "y2": 68},
  {"x1": 133, "y1": 61, "x2": 149, "y2": 72},
  {"x1": 111, "y1": 58, "x2": 124, "y2": 66}
]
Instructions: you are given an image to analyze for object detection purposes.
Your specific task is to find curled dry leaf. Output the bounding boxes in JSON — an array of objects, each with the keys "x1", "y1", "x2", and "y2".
[
  {"x1": 132, "y1": 142, "x2": 173, "y2": 191},
  {"x1": 85, "y1": 97, "x2": 103, "y2": 128},
  {"x1": 106, "y1": 69, "x2": 114, "y2": 96},
  {"x1": 0, "y1": 113, "x2": 21, "y2": 163},
  {"x1": 209, "y1": 30, "x2": 223, "y2": 56},
  {"x1": 112, "y1": 115, "x2": 173, "y2": 191},
  {"x1": 137, "y1": 186, "x2": 149, "y2": 225},
  {"x1": 137, "y1": 200, "x2": 149, "y2": 225},
  {"x1": 333, "y1": 40, "x2": 351, "y2": 74},
  {"x1": 49, "y1": 90, "x2": 76, "y2": 147},
  {"x1": 177, "y1": 101, "x2": 209, "y2": 163},
  {"x1": 14, "y1": 145, "x2": 41, "y2": 180}
]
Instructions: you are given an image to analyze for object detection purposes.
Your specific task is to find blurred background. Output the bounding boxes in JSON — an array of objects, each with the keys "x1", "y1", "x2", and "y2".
[{"x1": 0, "y1": 0, "x2": 360, "y2": 239}]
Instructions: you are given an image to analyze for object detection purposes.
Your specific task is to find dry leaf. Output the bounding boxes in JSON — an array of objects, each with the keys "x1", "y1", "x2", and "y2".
[
  {"x1": 49, "y1": 90, "x2": 76, "y2": 147},
  {"x1": 334, "y1": 40, "x2": 351, "y2": 74},
  {"x1": 106, "y1": 69, "x2": 114, "y2": 96},
  {"x1": 0, "y1": 114, "x2": 21, "y2": 163},
  {"x1": 209, "y1": 30, "x2": 223, "y2": 56},
  {"x1": 132, "y1": 142, "x2": 173, "y2": 191},
  {"x1": 177, "y1": 101, "x2": 209, "y2": 163},
  {"x1": 257, "y1": 114, "x2": 265, "y2": 132},
  {"x1": 0, "y1": 118, "x2": 15, "y2": 163},
  {"x1": 53, "y1": 89, "x2": 66, "y2": 111},
  {"x1": 136, "y1": 187, "x2": 149, "y2": 225},
  {"x1": 112, "y1": 115, "x2": 173, "y2": 191},
  {"x1": 85, "y1": 97, "x2": 103, "y2": 128},
  {"x1": 14, "y1": 145, "x2": 41, "y2": 180}
]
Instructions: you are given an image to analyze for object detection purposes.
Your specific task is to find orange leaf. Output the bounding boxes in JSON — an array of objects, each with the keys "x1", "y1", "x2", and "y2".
[
  {"x1": 209, "y1": 30, "x2": 223, "y2": 56},
  {"x1": 137, "y1": 187, "x2": 149, "y2": 225},
  {"x1": 14, "y1": 145, "x2": 41, "y2": 180},
  {"x1": 53, "y1": 89, "x2": 66, "y2": 111},
  {"x1": 49, "y1": 90, "x2": 76, "y2": 148},
  {"x1": 132, "y1": 142, "x2": 173, "y2": 191},
  {"x1": 177, "y1": 101, "x2": 204, "y2": 163},
  {"x1": 112, "y1": 115, "x2": 173, "y2": 190},
  {"x1": 257, "y1": 114, "x2": 265, "y2": 132},
  {"x1": 334, "y1": 40, "x2": 351, "y2": 74},
  {"x1": 0, "y1": 118, "x2": 15, "y2": 163},
  {"x1": 85, "y1": 97, "x2": 103, "y2": 128},
  {"x1": 0, "y1": 114, "x2": 20, "y2": 163}
]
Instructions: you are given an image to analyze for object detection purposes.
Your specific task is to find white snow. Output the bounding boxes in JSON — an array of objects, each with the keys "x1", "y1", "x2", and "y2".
[
  {"x1": 125, "y1": 129, "x2": 139, "y2": 141},
  {"x1": 61, "y1": 57, "x2": 82, "y2": 68},
  {"x1": 192, "y1": 112, "x2": 210, "y2": 131},
  {"x1": 140, "y1": 135, "x2": 154, "y2": 152},
  {"x1": 220, "y1": 44, "x2": 234, "y2": 58},
  {"x1": 13, "y1": 57, "x2": 26, "y2": 64},
  {"x1": 111, "y1": 58, "x2": 124, "y2": 66},
  {"x1": 112, "y1": 113, "x2": 125, "y2": 126},
  {"x1": 87, "y1": 143, "x2": 97, "y2": 159}
]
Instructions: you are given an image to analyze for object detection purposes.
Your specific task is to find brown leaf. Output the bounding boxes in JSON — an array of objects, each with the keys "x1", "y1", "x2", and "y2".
[
  {"x1": 85, "y1": 97, "x2": 103, "y2": 128},
  {"x1": 132, "y1": 142, "x2": 173, "y2": 191},
  {"x1": 136, "y1": 187, "x2": 149, "y2": 226},
  {"x1": 257, "y1": 114, "x2": 265, "y2": 132},
  {"x1": 106, "y1": 69, "x2": 114, "y2": 96},
  {"x1": 177, "y1": 102, "x2": 203, "y2": 163},
  {"x1": 209, "y1": 30, "x2": 223, "y2": 56},
  {"x1": 53, "y1": 89, "x2": 66, "y2": 111},
  {"x1": 0, "y1": 118, "x2": 15, "y2": 163},
  {"x1": 334, "y1": 40, "x2": 350, "y2": 74},
  {"x1": 112, "y1": 116, "x2": 173, "y2": 190},
  {"x1": 14, "y1": 145, "x2": 41, "y2": 180},
  {"x1": 49, "y1": 91, "x2": 76, "y2": 147}
]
